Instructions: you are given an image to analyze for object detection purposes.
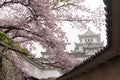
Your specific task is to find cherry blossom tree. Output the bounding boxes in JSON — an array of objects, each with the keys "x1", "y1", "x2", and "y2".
[
  {"x1": 0, "y1": 0, "x2": 79, "y2": 73},
  {"x1": 52, "y1": 0, "x2": 105, "y2": 30},
  {"x1": 0, "y1": 0, "x2": 105, "y2": 77}
]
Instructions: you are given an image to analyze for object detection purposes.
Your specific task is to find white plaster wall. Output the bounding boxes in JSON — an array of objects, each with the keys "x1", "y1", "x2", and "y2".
[
  {"x1": 23, "y1": 59, "x2": 61, "y2": 79},
  {"x1": 34, "y1": 69, "x2": 62, "y2": 79},
  {"x1": 92, "y1": 38, "x2": 97, "y2": 42},
  {"x1": 81, "y1": 38, "x2": 85, "y2": 43}
]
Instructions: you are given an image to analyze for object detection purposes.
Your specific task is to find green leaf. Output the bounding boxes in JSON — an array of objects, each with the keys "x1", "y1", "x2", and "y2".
[
  {"x1": 0, "y1": 32, "x2": 14, "y2": 47},
  {"x1": 68, "y1": 3, "x2": 75, "y2": 6},
  {"x1": 57, "y1": 0, "x2": 65, "y2": 2}
]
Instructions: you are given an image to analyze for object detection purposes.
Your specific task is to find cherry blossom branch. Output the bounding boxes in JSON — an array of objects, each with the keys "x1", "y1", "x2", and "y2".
[{"x1": 0, "y1": 42, "x2": 28, "y2": 55}]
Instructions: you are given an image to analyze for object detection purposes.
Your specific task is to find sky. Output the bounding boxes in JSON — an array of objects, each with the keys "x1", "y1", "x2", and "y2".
[
  {"x1": 83, "y1": 0, "x2": 104, "y2": 10},
  {"x1": 31, "y1": 0, "x2": 107, "y2": 58}
]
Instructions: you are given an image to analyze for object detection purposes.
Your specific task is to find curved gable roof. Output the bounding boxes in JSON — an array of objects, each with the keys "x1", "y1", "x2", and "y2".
[{"x1": 83, "y1": 28, "x2": 96, "y2": 35}]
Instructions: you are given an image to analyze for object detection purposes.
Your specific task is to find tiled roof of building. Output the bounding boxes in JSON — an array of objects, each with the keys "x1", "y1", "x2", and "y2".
[{"x1": 70, "y1": 52, "x2": 91, "y2": 57}]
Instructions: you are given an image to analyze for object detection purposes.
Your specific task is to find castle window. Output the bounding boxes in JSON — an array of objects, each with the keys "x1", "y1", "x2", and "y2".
[
  {"x1": 88, "y1": 39, "x2": 89, "y2": 42},
  {"x1": 91, "y1": 39, "x2": 92, "y2": 42}
]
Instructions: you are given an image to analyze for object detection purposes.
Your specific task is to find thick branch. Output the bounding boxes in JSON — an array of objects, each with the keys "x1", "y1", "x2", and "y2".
[
  {"x1": 0, "y1": 42, "x2": 28, "y2": 55},
  {"x1": 56, "y1": 18, "x2": 93, "y2": 22},
  {"x1": 41, "y1": 61, "x2": 65, "y2": 69}
]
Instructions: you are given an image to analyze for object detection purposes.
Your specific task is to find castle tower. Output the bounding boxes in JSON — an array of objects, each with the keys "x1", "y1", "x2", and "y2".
[{"x1": 72, "y1": 28, "x2": 104, "y2": 59}]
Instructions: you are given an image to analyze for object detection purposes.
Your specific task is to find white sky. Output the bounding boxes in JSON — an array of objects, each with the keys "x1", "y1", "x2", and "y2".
[
  {"x1": 31, "y1": 0, "x2": 107, "y2": 58},
  {"x1": 83, "y1": 0, "x2": 104, "y2": 10}
]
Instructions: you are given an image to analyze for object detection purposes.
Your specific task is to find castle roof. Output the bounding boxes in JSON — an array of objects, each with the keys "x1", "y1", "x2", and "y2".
[
  {"x1": 75, "y1": 42, "x2": 104, "y2": 47},
  {"x1": 78, "y1": 28, "x2": 100, "y2": 38},
  {"x1": 70, "y1": 52, "x2": 91, "y2": 57},
  {"x1": 83, "y1": 28, "x2": 96, "y2": 35}
]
